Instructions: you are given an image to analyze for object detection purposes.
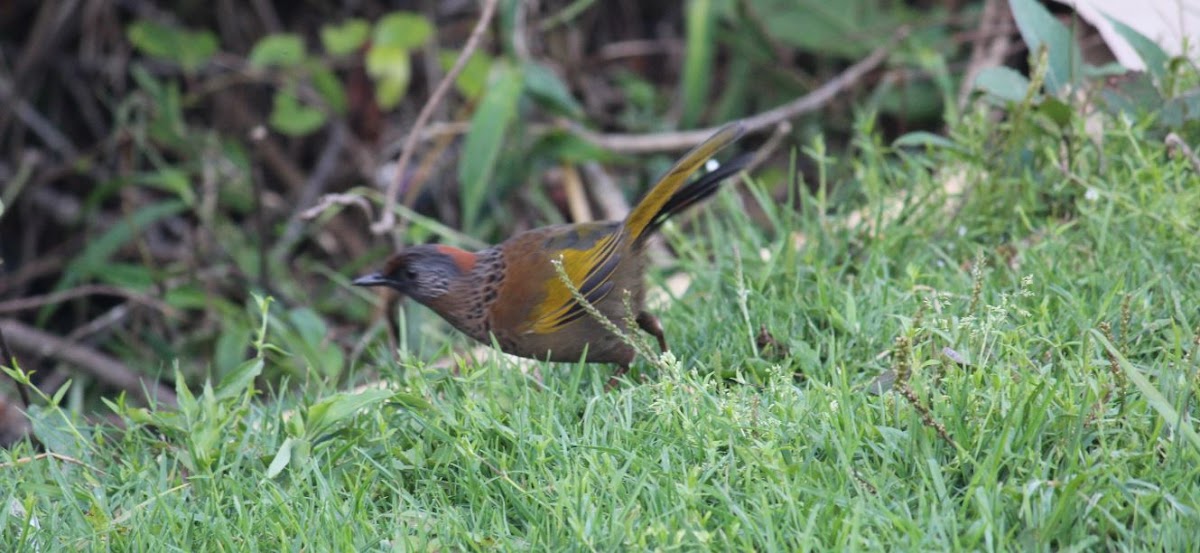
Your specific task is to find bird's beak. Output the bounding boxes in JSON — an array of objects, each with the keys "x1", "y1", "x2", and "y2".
[{"x1": 352, "y1": 272, "x2": 389, "y2": 287}]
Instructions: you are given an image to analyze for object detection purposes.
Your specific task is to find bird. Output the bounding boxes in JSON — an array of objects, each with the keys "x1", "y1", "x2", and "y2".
[{"x1": 354, "y1": 122, "x2": 749, "y2": 385}]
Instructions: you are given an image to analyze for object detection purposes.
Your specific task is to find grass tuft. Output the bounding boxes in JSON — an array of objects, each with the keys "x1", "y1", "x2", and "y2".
[{"x1": 6, "y1": 89, "x2": 1200, "y2": 549}]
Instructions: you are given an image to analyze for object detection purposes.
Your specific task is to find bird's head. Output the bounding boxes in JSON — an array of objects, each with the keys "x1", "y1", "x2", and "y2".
[{"x1": 352, "y1": 244, "x2": 476, "y2": 303}]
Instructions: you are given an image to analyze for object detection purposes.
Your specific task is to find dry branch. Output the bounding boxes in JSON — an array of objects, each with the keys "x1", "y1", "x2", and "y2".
[
  {"x1": 372, "y1": 0, "x2": 501, "y2": 235},
  {"x1": 565, "y1": 27, "x2": 909, "y2": 153},
  {"x1": 0, "y1": 319, "x2": 178, "y2": 408}
]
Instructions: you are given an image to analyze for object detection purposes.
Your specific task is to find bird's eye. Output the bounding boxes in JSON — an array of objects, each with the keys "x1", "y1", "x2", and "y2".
[{"x1": 404, "y1": 268, "x2": 418, "y2": 280}]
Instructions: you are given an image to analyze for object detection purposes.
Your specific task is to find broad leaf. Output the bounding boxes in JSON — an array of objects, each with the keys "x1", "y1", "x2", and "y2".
[
  {"x1": 1008, "y1": 0, "x2": 1083, "y2": 93},
  {"x1": 458, "y1": 64, "x2": 524, "y2": 230},
  {"x1": 249, "y1": 33, "x2": 306, "y2": 68},
  {"x1": 321, "y1": 19, "x2": 370, "y2": 56}
]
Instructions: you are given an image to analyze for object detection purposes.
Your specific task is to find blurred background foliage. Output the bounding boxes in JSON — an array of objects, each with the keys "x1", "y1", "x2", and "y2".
[{"x1": 0, "y1": 0, "x2": 1195, "y2": 421}]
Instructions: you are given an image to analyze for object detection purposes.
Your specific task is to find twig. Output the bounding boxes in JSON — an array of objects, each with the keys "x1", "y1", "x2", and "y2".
[
  {"x1": 225, "y1": 98, "x2": 307, "y2": 195},
  {"x1": 892, "y1": 336, "x2": 960, "y2": 450},
  {"x1": 55, "y1": 58, "x2": 109, "y2": 139},
  {"x1": 272, "y1": 124, "x2": 346, "y2": 260},
  {"x1": 378, "y1": 122, "x2": 473, "y2": 159},
  {"x1": 564, "y1": 27, "x2": 908, "y2": 153},
  {"x1": 0, "y1": 284, "x2": 177, "y2": 316},
  {"x1": 539, "y1": 0, "x2": 599, "y2": 30},
  {"x1": 581, "y1": 161, "x2": 629, "y2": 220},
  {"x1": 511, "y1": 0, "x2": 532, "y2": 62},
  {"x1": 0, "y1": 0, "x2": 82, "y2": 138},
  {"x1": 597, "y1": 39, "x2": 681, "y2": 62},
  {"x1": 0, "y1": 74, "x2": 80, "y2": 160},
  {"x1": 1099, "y1": 322, "x2": 1123, "y2": 381},
  {"x1": 746, "y1": 121, "x2": 792, "y2": 173},
  {"x1": 249, "y1": 126, "x2": 272, "y2": 293},
  {"x1": 898, "y1": 382, "x2": 960, "y2": 449},
  {"x1": 401, "y1": 110, "x2": 462, "y2": 210},
  {"x1": 560, "y1": 164, "x2": 593, "y2": 222},
  {"x1": 0, "y1": 254, "x2": 66, "y2": 296},
  {"x1": 300, "y1": 192, "x2": 376, "y2": 222},
  {"x1": 957, "y1": 0, "x2": 1013, "y2": 111},
  {"x1": 372, "y1": 0, "x2": 500, "y2": 235},
  {"x1": 65, "y1": 304, "x2": 131, "y2": 343},
  {"x1": 0, "y1": 319, "x2": 178, "y2": 408},
  {"x1": 0, "y1": 451, "x2": 105, "y2": 474}
]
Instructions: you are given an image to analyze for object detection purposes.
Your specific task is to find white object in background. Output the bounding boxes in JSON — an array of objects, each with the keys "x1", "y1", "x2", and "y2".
[{"x1": 1054, "y1": 0, "x2": 1200, "y2": 70}]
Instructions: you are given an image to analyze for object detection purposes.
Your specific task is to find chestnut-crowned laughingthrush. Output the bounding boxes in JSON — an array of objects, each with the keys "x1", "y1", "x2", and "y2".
[{"x1": 354, "y1": 123, "x2": 748, "y2": 382}]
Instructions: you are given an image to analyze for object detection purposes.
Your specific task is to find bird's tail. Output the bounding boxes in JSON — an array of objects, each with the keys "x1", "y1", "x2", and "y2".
[{"x1": 622, "y1": 123, "x2": 748, "y2": 247}]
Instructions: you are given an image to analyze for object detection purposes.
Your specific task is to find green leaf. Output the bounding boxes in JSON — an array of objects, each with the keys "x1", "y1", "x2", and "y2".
[
  {"x1": 266, "y1": 436, "x2": 298, "y2": 478},
  {"x1": 269, "y1": 88, "x2": 327, "y2": 136},
  {"x1": 289, "y1": 438, "x2": 311, "y2": 469},
  {"x1": 63, "y1": 201, "x2": 187, "y2": 288},
  {"x1": 137, "y1": 167, "x2": 195, "y2": 205},
  {"x1": 27, "y1": 405, "x2": 88, "y2": 460},
  {"x1": 1162, "y1": 89, "x2": 1200, "y2": 127},
  {"x1": 373, "y1": 11, "x2": 433, "y2": 50},
  {"x1": 214, "y1": 324, "x2": 250, "y2": 375},
  {"x1": 1092, "y1": 330, "x2": 1200, "y2": 454},
  {"x1": 532, "y1": 131, "x2": 618, "y2": 164},
  {"x1": 280, "y1": 307, "x2": 343, "y2": 378},
  {"x1": 248, "y1": 33, "x2": 306, "y2": 68},
  {"x1": 214, "y1": 358, "x2": 264, "y2": 401},
  {"x1": 1008, "y1": 0, "x2": 1083, "y2": 93},
  {"x1": 126, "y1": 20, "x2": 218, "y2": 73},
  {"x1": 680, "y1": 0, "x2": 715, "y2": 127},
  {"x1": 288, "y1": 308, "x2": 327, "y2": 349},
  {"x1": 392, "y1": 391, "x2": 434, "y2": 412},
  {"x1": 311, "y1": 66, "x2": 348, "y2": 114},
  {"x1": 365, "y1": 45, "x2": 413, "y2": 109},
  {"x1": 438, "y1": 50, "x2": 492, "y2": 100},
  {"x1": 127, "y1": 20, "x2": 176, "y2": 58},
  {"x1": 1104, "y1": 15, "x2": 1169, "y2": 82},
  {"x1": 1099, "y1": 72, "x2": 1164, "y2": 118},
  {"x1": 94, "y1": 263, "x2": 155, "y2": 290},
  {"x1": 1038, "y1": 96, "x2": 1073, "y2": 128},
  {"x1": 173, "y1": 31, "x2": 219, "y2": 73},
  {"x1": 130, "y1": 67, "x2": 187, "y2": 143},
  {"x1": 753, "y1": 0, "x2": 885, "y2": 58},
  {"x1": 523, "y1": 61, "x2": 582, "y2": 117},
  {"x1": 164, "y1": 285, "x2": 210, "y2": 310},
  {"x1": 892, "y1": 131, "x2": 959, "y2": 150},
  {"x1": 1083, "y1": 62, "x2": 1132, "y2": 79},
  {"x1": 973, "y1": 66, "x2": 1031, "y2": 103},
  {"x1": 458, "y1": 64, "x2": 524, "y2": 230},
  {"x1": 174, "y1": 368, "x2": 196, "y2": 417},
  {"x1": 306, "y1": 388, "x2": 394, "y2": 437},
  {"x1": 714, "y1": 56, "x2": 751, "y2": 124},
  {"x1": 320, "y1": 19, "x2": 371, "y2": 56}
]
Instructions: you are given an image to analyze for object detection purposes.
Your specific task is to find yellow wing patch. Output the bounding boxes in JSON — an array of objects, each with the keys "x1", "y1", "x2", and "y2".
[{"x1": 526, "y1": 230, "x2": 623, "y2": 334}]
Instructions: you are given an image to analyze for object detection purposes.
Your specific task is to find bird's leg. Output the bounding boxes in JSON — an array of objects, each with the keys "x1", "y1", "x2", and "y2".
[
  {"x1": 606, "y1": 364, "x2": 629, "y2": 391},
  {"x1": 635, "y1": 311, "x2": 669, "y2": 353}
]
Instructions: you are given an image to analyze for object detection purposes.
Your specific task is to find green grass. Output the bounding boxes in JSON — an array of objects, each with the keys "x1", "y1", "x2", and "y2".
[{"x1": 3, "y1": 104, "x2": 1200, "y2": 550}]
